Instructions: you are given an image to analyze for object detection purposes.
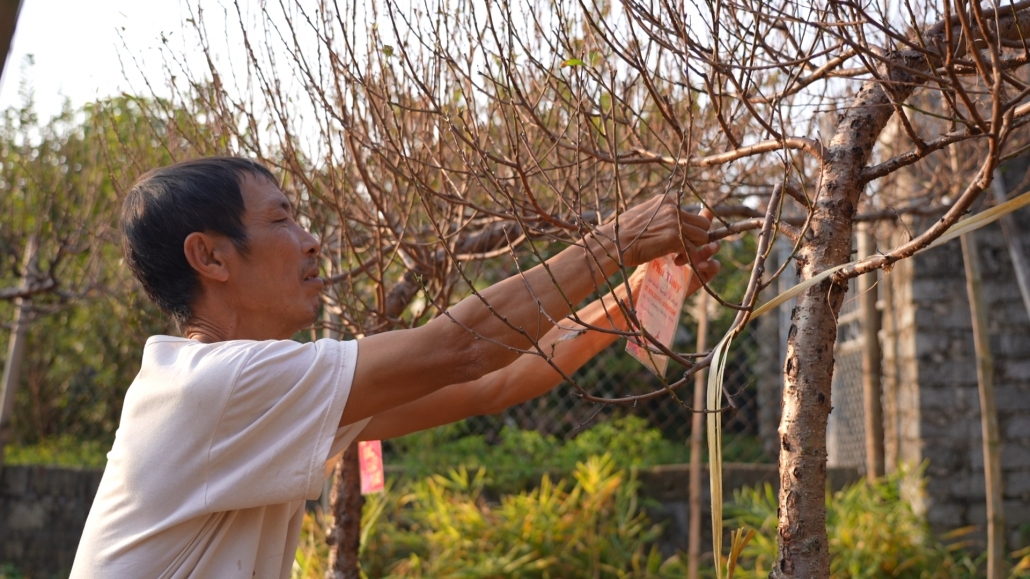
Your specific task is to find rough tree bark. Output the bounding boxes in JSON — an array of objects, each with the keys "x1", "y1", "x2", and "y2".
[
  {"x1": 775, "y1": 87, "x2": 897, "y2": 579},
  {"x1": 326, "y1": 445, "x2": 364, "y2": 579}
]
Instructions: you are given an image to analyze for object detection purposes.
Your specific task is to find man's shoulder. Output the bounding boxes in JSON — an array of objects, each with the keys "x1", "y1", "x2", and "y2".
[
  {"x1": 138, "y1": 336, "x2": 355, "y2": 390},
  {"x1": 143, "y1": 335, "x2": 350, "y2": 355}
]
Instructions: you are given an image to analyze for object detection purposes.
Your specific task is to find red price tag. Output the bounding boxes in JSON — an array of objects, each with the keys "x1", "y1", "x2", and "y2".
[
  {"x1": 626, "y1": 255, "x2": 689, "y2": 376},
  {"x1": 358, "y1": 440, "x2": 385, "y2": 494}
]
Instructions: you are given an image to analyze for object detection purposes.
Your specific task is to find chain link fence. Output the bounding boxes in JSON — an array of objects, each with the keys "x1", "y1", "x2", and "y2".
[
  {"x1": 827, "y1": 278, "x2": 869, "y2": 473},
  {"x1": 448, "y1": 320, "x2": 772, "y2": 464}
]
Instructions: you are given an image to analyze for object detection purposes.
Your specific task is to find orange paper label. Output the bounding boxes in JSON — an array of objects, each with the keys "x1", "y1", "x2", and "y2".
[
  {"x1": 358, "y1": 440, "x2": 385, "y2": 494},
  {"x1": 626, "y1": 255, "x2": 689, "y2": 376}
]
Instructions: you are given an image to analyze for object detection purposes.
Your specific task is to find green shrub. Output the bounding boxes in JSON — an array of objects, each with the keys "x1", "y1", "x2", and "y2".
[
  {"x1": 387, "y1": 415, "x2": 758, "y2": 493},
  {"x1": 3, "y1": 435, "x2": 109, "y2": 468},
  {"x1": 725, "y1": 466, "x2": 1030, "y2": 578},
  {"x1": 346, "y1": 454, "x2": 686, "y2": 578}
]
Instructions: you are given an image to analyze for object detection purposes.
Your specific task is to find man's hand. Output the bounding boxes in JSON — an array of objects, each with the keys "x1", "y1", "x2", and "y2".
[
  {"x1": 618, "y1": 236, "x2": 721, "y2": 311},
  {"x1": 686, "y1": 238, "x2": 721, "y2": 294},
  {"x1": 595, "y1": 196, "x2": 713, "y2": 269}
]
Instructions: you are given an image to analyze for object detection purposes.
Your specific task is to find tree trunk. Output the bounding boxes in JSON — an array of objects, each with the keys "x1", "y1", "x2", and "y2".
[
  {"x1": 0, "y1": 295, "x2": 30, "y2": 468},
  {"x1": 688, "y1": 292, "x2": 709, "y2": 579},
  {"x1": 773, "y1": 4, "x2": 1030, "y2": 570},
  {"x1": 325, "y1": 444, "x2": 364, "y2": 579},
  {"x1": 774, "y1": 68, "x2": 917, "y2": 579},
  {"x1": 325, "y1": 266, "x2": 428, "y2": 577},
  {"x1": 961, "y1": 231, "x2": 1006, "y2": 579},
  {"x1": 0, "y1": 238, "x2": 39, "y2": 469}
]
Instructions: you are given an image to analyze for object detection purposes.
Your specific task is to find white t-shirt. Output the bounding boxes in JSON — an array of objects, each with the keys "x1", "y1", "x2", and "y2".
[{"x1": 70, "y1": 336, "x2": 371, "y2": 579}]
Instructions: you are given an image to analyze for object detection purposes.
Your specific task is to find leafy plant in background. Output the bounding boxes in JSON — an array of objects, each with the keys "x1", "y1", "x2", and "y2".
[
  {"x1": 2, "y1": 434, "x2": 108, "y2": 468},
  {"x1": 727, "y1": 466, "x2": 1030, "y2": 578},
  {"x1": 293, "y1": 455, "x2": 691, "y2": 579},
  {"x1": 292, "y1": 458, "x2": 1030, "y2": 579},
  {"x1": 388, "y1": 415, "x2": 763, "y2": 494}
]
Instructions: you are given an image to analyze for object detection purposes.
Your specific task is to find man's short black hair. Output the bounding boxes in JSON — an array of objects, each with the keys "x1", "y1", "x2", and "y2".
[{"x1": 121, "y1": 157, "x2": 276, "y2": 329}]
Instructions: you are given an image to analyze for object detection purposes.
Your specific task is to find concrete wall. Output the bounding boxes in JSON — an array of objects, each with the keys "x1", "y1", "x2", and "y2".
[
  {"x1": 0, "y1": 463, "x2": 859, "y2": 577},
  {"x1": 883, "y1": 203, "x2": 1030, "y2": 549},
  {"x1": 0, "y1": 465, "x2": 103, "y2": 578}
]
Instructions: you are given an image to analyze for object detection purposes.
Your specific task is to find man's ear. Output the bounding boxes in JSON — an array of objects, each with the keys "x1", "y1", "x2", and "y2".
[{"x1": 183, "y1": 232, "x2": 231, "y2": 282}]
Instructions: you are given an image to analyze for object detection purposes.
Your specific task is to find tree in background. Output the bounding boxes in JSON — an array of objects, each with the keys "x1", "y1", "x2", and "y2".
[
  {"x1": 143, "y1": 0, "x2": 1030, "y2": 576},
  {"x1": 0, "y1": 94, "x2": 231, "y2": 452}
]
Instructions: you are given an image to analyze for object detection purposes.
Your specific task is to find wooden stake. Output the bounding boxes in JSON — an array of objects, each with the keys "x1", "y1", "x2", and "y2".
[
  {"x1": 960, "y1": 230, "x2": 1006, "y2": 579},
  {"x1": 688, "y1": 292, "x2": 709, "y2": 579},
  {"x1": 858, "y1": 225, "x2": 884, "y2": 480}
]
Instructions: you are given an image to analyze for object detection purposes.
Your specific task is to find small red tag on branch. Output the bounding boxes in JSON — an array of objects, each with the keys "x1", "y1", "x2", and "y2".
[{"x1": 358, "y1": 440, "x2": 385, "y2": 494}]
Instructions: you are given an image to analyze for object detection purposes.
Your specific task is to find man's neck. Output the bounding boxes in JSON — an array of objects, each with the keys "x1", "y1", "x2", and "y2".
[{"x1": 183, "y1": 318, "x2": 233, "y2": 343}]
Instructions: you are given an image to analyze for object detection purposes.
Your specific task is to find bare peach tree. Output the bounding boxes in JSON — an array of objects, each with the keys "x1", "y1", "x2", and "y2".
[{"x1": 151, "y1": 0, "x2": 1030, "y2": 576}]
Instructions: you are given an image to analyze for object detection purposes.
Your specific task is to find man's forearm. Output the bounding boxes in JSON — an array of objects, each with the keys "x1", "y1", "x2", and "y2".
[
  {"x1": 475, "y1": 284, "x2": 635, "y2": 412},
  {"x1": 357, "y1": 287, "x2": 634, "y2": 440},
  {"x1": 441, "y1": 234, "x2": 620, "y2": 373}
]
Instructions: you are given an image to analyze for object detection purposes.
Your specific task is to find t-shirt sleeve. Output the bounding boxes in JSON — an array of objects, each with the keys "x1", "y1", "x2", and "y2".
[
  {"x1": 204, "y1": 339, "x2": 359, "y2": 511},
  {"x1": 323, "y1": 417, "x2": 374, "y2": 479}
]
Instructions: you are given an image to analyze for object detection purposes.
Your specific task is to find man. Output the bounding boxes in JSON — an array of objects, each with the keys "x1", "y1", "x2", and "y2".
[{"x1": 70, "y1": 157, "x2": 721, "y2": 577}]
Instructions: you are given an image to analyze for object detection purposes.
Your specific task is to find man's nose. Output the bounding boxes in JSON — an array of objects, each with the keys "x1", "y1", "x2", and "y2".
[{"x1": 302, "y1": 229, "x2": 321, "y2": 256}]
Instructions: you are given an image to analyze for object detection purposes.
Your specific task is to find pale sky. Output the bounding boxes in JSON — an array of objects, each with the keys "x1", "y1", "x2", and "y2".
[{"x1": 0, "y1": 0, "x2": 203, "y2": 119}]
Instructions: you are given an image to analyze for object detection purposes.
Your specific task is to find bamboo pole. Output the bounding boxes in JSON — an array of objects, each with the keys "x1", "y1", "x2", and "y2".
[
  {"x1": 688, "y1": 292, "x2": 709, "y2": 579},
  {"x1": 858, "y1": 225, "x2": 885, "y2": 480},
  {"x1": 960, "y1": 230, "x2": 1005, "y2": 579}
]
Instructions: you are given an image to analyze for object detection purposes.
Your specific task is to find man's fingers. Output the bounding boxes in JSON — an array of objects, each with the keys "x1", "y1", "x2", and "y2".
[
  {"x1": 679, "y1": 209, "x2": 712, "y2": 230},
  {"x1": 676, "y1": 207, "x2": 715, "y2": 249},
  {"x1": 673, "y1": 240, "x2": 720, "y2": 266},
  {"x1": 697, "y1": 259, "x2": 721, "y2": 281},
  {"x1": 695, "y1": 241, "x2": 720, "y2": 261}
]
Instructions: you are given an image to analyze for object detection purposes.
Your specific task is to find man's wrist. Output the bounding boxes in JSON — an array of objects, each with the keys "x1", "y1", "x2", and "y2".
[{"x1": 582, "y1": 228, "x2": 621, "y2": 285}]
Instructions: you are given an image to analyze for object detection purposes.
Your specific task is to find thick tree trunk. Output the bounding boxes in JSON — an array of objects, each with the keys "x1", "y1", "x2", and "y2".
[
  {"x1": 325, "y1": 444, "x2": 363, "y2": 579},
  {"x1": 774, "y1": 69, "x2": 917, "y2": 579},
  {"x1": 774, "y1": 9, "x2": 1030, "y2": 574}
]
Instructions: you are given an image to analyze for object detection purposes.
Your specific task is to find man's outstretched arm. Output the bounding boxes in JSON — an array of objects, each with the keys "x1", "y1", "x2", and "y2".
[
  {"x1": 356, "y1": 241, "x2": 721, "y2": 439},
  {"x1": 343, "y1": 200, "x2": 715, "y2": 425}
]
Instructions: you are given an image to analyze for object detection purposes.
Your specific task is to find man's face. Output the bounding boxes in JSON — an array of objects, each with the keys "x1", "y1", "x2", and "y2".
[{"x1": 223, "y1": 174, "x2": 323, "y2": 339}]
